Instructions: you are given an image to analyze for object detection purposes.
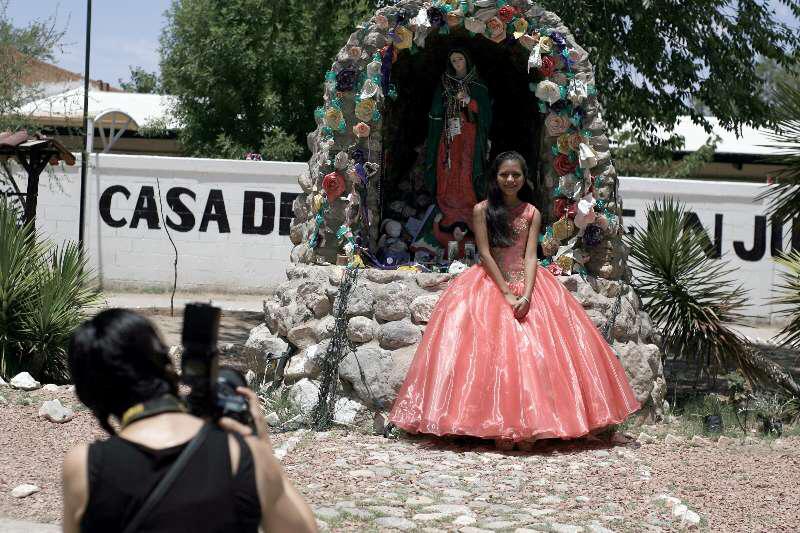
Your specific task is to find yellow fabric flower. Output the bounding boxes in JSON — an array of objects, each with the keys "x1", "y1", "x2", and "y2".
[
  {"x1": 512, "y1": 18, "x2": 529, "y2": 39},
  {"x1": 568, "y1": 133, "x2": 585, "y2": 151},
  {"x1": 557, "y1": 133, "x2": 572, "y2": 155},
  {"x1": 355, "y1": 99, "x2": 377, "y2": 122},
  {"x1": 394, "y1": 26, "x2": 413, "y2": 49},
  {"x1": 324, "y1": 107, "x2": 343, "y2": 129},
  {"x1": 555, "y1": 254, "x2": 574, "y2": 272},
  {"x1": 539, "y1": 36, "x2": 554, "y2": 54}
]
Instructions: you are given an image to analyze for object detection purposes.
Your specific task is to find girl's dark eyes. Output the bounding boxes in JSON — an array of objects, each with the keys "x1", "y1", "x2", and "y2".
[{"x1": 499, "y1": 173, "x2": 522, "y2": 178}]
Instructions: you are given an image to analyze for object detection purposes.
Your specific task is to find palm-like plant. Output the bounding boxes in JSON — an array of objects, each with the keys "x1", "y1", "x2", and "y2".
[
  {"x1": 0, "y1": 200, "x2": 101, "y2": 382},
  {"x1": 627, "y1": 198, "x2": 800, "y2": 395},
  {"x1": 773, "y1": 251, "x2": 800, "y2": 350},
  {"x1": 756, "y1": 80, "x2": 800, "y2": 224}
]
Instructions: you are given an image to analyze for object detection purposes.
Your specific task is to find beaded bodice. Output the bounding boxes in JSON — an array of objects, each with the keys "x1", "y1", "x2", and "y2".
[{"x1": 488, "y1": 202, "x2": 535, "y2": 290}]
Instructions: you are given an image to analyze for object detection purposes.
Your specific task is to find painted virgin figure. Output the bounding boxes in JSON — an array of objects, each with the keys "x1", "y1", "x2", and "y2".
[{"x1": 417, "y1": 49, "x2": 492, "y2": 251}]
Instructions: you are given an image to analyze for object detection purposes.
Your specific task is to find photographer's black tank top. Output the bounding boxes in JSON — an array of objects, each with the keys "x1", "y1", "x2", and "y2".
[{"x1": 81, "y1": 426, "x2": 260, "y2": 532}]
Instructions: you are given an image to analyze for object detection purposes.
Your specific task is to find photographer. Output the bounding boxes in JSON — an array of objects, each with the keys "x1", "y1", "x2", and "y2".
[{"x1": 61, "y1": 309, "x2": 317, "y2": 533}]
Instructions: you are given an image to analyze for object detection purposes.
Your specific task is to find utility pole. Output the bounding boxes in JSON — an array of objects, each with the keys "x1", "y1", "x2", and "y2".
[{"x1": 78, "y1": 0, "x2": 92, "y2": 249}]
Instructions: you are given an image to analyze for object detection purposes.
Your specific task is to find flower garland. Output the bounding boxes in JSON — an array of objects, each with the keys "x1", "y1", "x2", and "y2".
[{"x1": 306, "y1": 1, "x2": 617, "y2": 274}]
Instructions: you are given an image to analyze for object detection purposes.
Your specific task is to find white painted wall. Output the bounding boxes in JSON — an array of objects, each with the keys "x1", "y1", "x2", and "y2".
[{"x1": 31, "y1": 155, "x2": 794, "y2": 322}]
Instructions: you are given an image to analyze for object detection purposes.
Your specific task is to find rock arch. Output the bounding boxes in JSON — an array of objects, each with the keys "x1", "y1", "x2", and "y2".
[{"x1": 290, "y1": 0, "x2": 625, "y2": 281}]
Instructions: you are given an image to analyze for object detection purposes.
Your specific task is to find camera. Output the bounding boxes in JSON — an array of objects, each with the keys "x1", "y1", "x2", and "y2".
[{"x1": 180, "y1": 303, "x2": 254, "y2": 430}]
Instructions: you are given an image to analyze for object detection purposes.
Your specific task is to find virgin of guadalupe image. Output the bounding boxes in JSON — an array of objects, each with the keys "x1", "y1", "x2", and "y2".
[{"x1": 412, "y1": 49, "x2": 492, "y2": 257}]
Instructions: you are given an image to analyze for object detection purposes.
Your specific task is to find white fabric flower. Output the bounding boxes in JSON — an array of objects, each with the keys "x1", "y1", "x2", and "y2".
[
  {"x1": 464, "y1": 17, "x2": 486, "y2": 34},
  {"x1": 558, "y1": 174, "x2": 577, "y2": 195},
  {"x1": 535, "y1": 80, "x2": 562, "y2": 104},
  {"x1": 527, "y1": 44, "x2": 542, "y2": 72},
  {"x1": 574, "y1": 193, "x2": 597, "y2": 230},
  {"x1": 334, "y1": 151, "x2": 350, "y2": 170},
  {"x1": 568, "y1": 78, "x2": 588, "y2": 106},
  {"x1": 578, "y1": 143, "x2": 598, "y2": 168}
]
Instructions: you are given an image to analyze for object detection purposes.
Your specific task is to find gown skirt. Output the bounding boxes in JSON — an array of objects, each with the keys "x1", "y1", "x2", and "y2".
[{"x1": 388, "y1": 265, "x2": 641, "y2": 441}]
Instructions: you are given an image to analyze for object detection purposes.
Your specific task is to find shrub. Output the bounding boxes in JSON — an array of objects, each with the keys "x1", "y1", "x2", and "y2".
[{"x1": 0, "y1": 200, "x2": 100, "y2": 383}]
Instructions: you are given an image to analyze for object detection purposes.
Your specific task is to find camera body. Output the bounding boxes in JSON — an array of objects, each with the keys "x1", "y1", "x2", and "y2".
[{"x1": 180, "y1": 303, "x2": 254, "y2": 429}]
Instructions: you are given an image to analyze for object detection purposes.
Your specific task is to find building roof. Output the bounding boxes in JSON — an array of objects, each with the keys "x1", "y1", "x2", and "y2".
[
  {"x1": 617, "y1": 116, "x2": 790, "y2": 157},
  {"x1": 19, "y1": 87, "x2": 179, "y2": 131},
  {"x1": 0, "y1": 131, "x2": 76, "y2": 165}
]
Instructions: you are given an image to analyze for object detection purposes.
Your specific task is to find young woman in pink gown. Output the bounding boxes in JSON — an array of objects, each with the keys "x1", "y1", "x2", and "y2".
[{"x1": 389, "y1": 152, "x2": 639, "y2": 447}]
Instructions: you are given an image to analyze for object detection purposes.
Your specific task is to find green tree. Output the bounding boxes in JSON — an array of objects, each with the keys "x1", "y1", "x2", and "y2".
[
  {"x1": 160, "y1": 0, "x2": 374, "y2": 160},
  {"x1": 118, "y1": 65, "x2": 162, "y2": 94},
  {"x1": 0, "y1": 0, "x2": 65, "y2": 132}
]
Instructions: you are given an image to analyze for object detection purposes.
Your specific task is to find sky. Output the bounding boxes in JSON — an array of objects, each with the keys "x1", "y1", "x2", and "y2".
[{"x1": 6, "y1": 0, "x2": 800, "y2": 89}]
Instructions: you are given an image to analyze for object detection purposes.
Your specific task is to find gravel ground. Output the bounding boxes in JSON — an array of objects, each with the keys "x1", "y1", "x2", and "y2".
[{"x1": 1, "y1": 386, "x2": 799, "y2": 532}]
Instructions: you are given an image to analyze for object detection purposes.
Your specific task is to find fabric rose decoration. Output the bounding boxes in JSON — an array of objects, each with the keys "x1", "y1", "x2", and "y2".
[
  {"x1": 355, "y1": 99, "x2": 377, "y2": 122},
  {"x1": 574, "y1": 193, "x2": 597, "y2": 230},
  {"x1": 519, "y1": 32, "x2": 539, "y2": 50},
  {"x1": 583, "y1": 224, "x2": 603, "y2": 247},
  {"x1": 542, "y1": 237, "x2": 560, "y2": 257},
  {"x1": 539, "y1": 36, "x2": 554, "y2": 54},
  {"x1": 336, "y1": 68, "x2": 357, "y2": 92},
  {"x1": 393, "y1": 26, "x2": 413, "y2": 49},
  {"x1": 512, "y1": 18, "x2": 529, "y2": 39},
  {"x1": 465, "y1": 17, "x2": 486, "y2": 34},
  {"x1": 334, "y1": 151, "x2": 350, "y2": 170},
  {"x1": 558, "y1": 173, "x2": 577, "y2": 195},
  {"x1": 498, "y1": 5, "x2": 517, "y2": 23},
  {"x1": 568, "y1": 133, "x2": 585, "y2": 151},
  {"x1": 595, "y1": 214, "x2": 609, "y2": 231},
  {"x1": 554, "y1": 153, "x2": 578, "y2": 176},
  {"x1": 544, "y1": 113, "x2": 569, "y2": 137},
  {"x1": 555, "y1": 254, "x2": 574, "y2": 272},
  {"x1": 353, "y1": 122, "x2": 371, "y2": 138},
  {"x1": 322, "y1": 171, "x2": 346, "y2": 200},
  {"x1": 486, "y1": 17, "x2": 506, "y2": 43},
  {"x1": 557, "y1": 133, "x2": 572, "y2": 155},
  {"x1": 535, "y1": 80, "x2": 562, "y2": 104},
  {"x1": 569, "y1": 48, "x2": 587, "y2": 63},
  {"x1": 446, "y1": 10, "x2": 463, "y2": 28},
  {"x1": 348, "y1": 46, "x2": 362, "y2": 60},
  {"x1": 312, "y1": 194, "x2": 324, "y2": 213},
  {"x1": 374, "y1": 14, "x2": 389, "y2": 30},
  {"x1": 539, "y1": 55, "x2": 557, "y2": 78},
  {"x1": 324, "y1": 107, "x2": 344, "y2": 129},
  {"x1": 547, "y1": 263, "x2": 563, "y2": 276}
]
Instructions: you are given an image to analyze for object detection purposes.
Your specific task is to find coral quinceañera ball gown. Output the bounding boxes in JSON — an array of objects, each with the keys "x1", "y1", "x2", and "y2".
[{"x1": 389, "y1": 201, "x2": 640, "y2": 441}]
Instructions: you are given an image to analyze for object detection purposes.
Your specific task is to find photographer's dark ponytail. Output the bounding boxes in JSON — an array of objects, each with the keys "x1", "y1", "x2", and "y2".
[
  {"x1": 485, "y1": 151, "x2": 535, "y2": 247},
  {"x1": 68, "y1": 309, "x2": 178, "y2": 434}
]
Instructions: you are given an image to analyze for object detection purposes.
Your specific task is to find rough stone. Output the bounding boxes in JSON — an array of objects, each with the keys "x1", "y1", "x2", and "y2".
[
  {"x1": 42, "y1": 383, "x2": 60, "y2": 392},
  {"x1": 406, "y1": 496, "x2": 435, "y2": 506},
  {"x1": 374, "y1": 281, "x2": 415, "y2": 321},
  {"x1": 422, "y1": 504, "x2": 473, "y2": 516},
  {"x1": 288, "y1": 378, "x2": 320, "y2": 415},
  {"x1": 10, "y1": 372, "x2": 40, "y2": 391},
  {"x1": 298, "y1": 281, "x2": 332, "y2": 318},
  {"x1": 690, "y1": 435, "x2": 712, "y2": 447},
  {"x1": 287, "y1": 322, "x2": 318, "y2": 350},
  {"x1": 637, "y1": 432, "x2": 657, "y2": 444},
  {"x1": 551, "y1": 524, "x2": 584, "y2": 533},
  {"x1": 11, "y1": 484, "x2": 40, "y2": 498},
  {"x1": 411, "y1": 293, "x2": 441, "y2": 324},
  {"x1": 284, "y1": 344, "x2": 323, "y2": 382},
  {"x1": 333, "y1": 396, "x2": 367, "y2": 425},
  {"x1": 612, "y1": 341, "x2": 665, "y2": 409},
  {"x1": 265, "y1": 412, "x2": 280, "y2": 426},
  {"x1": 347, "y1": 316, "x2": 375, "y2": 343},
  {"x1": 345, "y1": 282, "x2": 375, "y2": 318},
  {"x1": 338, "y1": 344, "x2": 413, "y2": 408},
  {"x1": 717, "y1": 436, "x2": 736, "y2": 447},
  {"x1": 377, "y1": 320, "x2": 421, "y2": 350},
  {"x1": 38, "y1": 399, "x2": 74, "y2": 423},
  {"x1": 312, "y1": 316, "x2": 337, "y2": 342},
  {"x1": 664, "y1": 433, "x2": 685, "y2": 446}
]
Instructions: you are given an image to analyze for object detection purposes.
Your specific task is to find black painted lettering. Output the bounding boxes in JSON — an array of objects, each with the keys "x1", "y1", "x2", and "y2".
[
  {"x1": 165, "y1": 187, "x2": 196, "y2": 232},
  {"x1": 199, "y1": 189, "x2": 230, "y2": 233},
  {"x1": 98, "y1": 185, "x2": 130, "y2": 228},
  {"x1": 129, "y1": 186, "x2": 160, "y2": 229},
  {"x1": 733, "y1": 215, "x2": 767, "y2": 261},
  {"x1": 280, "y1": 192, "x2": 301, "y2": 236},
  {"x1": 242, "y1": 191, "x2": 275, "y2": 235},
  {"x1": 684, "y1": 212, "x2": 722, "y2": 259}
]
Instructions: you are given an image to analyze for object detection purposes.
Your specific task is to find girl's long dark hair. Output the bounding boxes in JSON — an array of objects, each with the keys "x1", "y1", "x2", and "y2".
[{"x1": 486, "y1": 151, "x2": 535, "y2": 248}]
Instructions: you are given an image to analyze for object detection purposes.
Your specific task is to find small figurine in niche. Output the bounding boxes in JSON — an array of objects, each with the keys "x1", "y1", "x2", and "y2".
[
  {"x1": 432, "y1": 212, "x2": 475, "y2": 260},
  {"x1": 377, "y1": 219, "x2": 411, "y2": 266}
]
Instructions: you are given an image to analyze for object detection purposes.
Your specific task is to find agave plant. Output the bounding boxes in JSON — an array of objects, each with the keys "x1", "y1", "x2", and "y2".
[
  {"x1": 773, "y1": 251, "x2": 800, "y2": 350},
  {"x1": 627, "y1": 197, "x2": 749, "y2": 370},
  {"x1": 628, "y1": 198, "x2": 800, "y2": 395},
  {"x1": 0, "y1": 199, "x2": 101, "y2": 382},
  {"x1": 756, "y1": 80, "x2": 800, "y2": 224}
]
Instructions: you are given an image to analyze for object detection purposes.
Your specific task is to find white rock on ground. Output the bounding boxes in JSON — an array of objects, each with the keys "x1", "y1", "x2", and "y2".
[
  {"x1": 637, "y1": 432, "x2": 657, "y2": 444},
  {"x1": 38, "y1": 399, "x2": 74, "y2": 423},
  {"x1": 0, "y1": 376, "x2": 8, "y2": 387},
  {"x1": 288, "y1": 379, "x2": 320, "y2": 415},
  {"x1": 42, "y1": 383, "x2": 60, "y2": 392},
  {"x1": 333, "y1": 397, "x2": 366, "y2": 425},
  {"x1": 10, "y1": 372, "x2": 41, "y2": 391},
  {"x1": 265, "y1": 412, "x2": 280, "y2": 426},
  {"x1": 11, "y1": 484, "x2": 40, "y2": 498}
]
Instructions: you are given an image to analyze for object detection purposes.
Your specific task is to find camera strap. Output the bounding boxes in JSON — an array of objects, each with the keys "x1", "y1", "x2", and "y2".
[
  {"x1": 120, "y1": 395, "x2": 188, "y2": 429},
  {"x1": 121, "y1": 423, "x2": 212, "y2": 533}
]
